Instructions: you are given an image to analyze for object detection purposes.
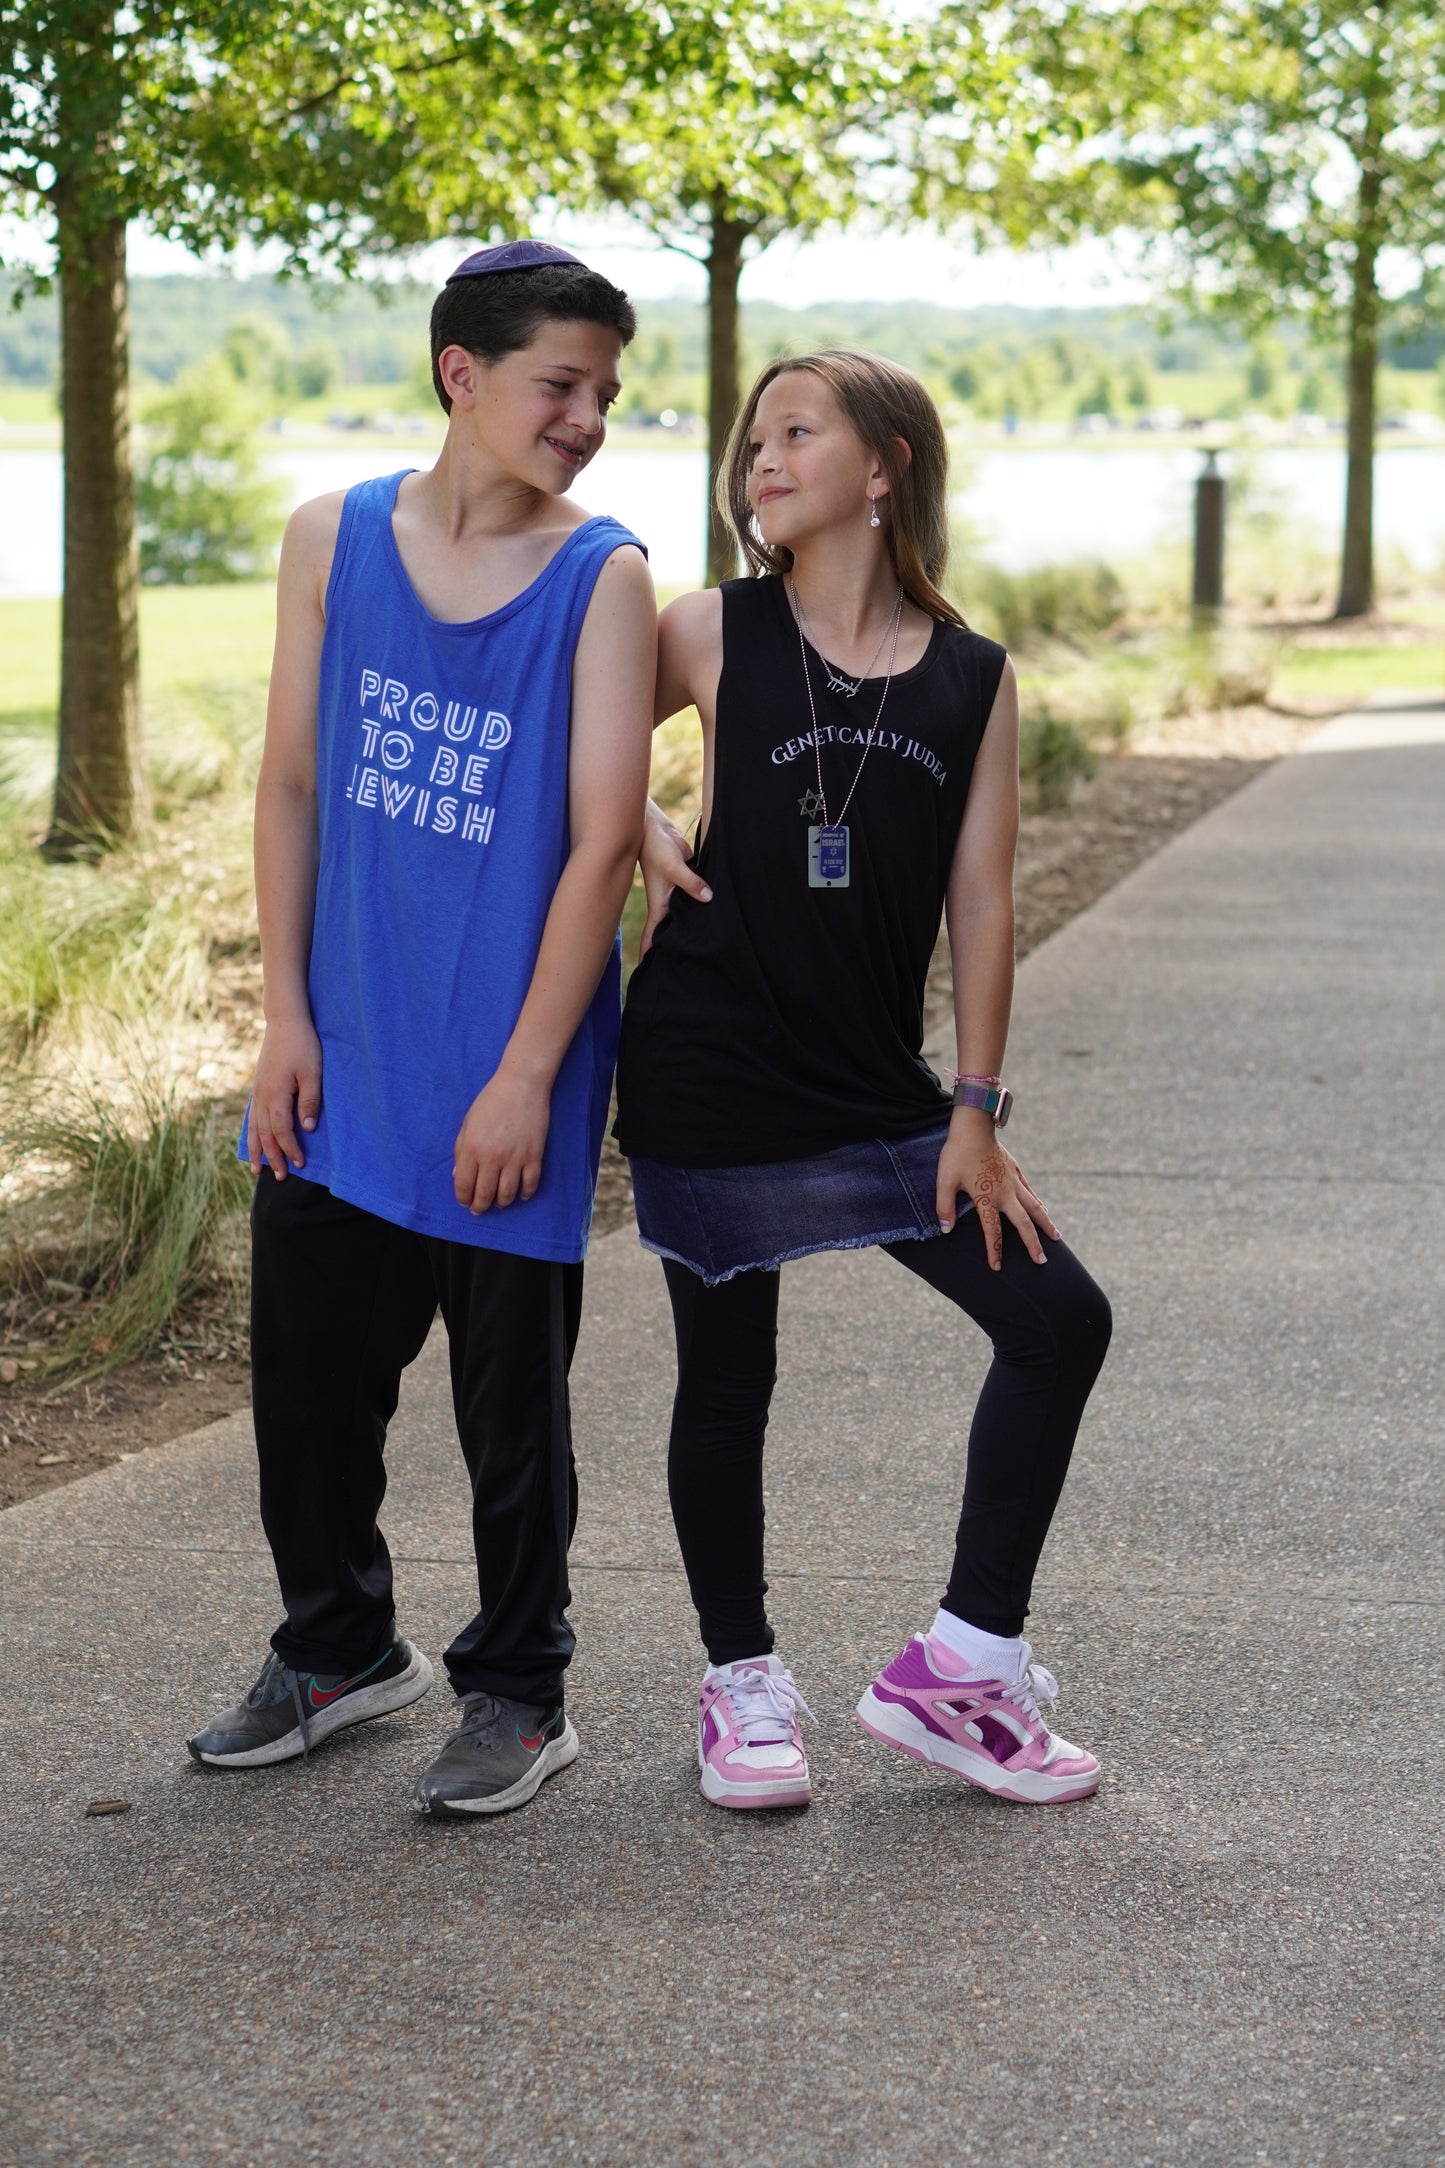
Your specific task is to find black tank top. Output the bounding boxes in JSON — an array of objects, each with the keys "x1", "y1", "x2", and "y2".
[{"x1": 614, "y1": 575, "x2": 1007, "y2": 1167}]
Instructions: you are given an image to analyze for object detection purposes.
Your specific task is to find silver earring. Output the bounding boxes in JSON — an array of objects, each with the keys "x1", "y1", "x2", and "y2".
[{"x1": 869, "y1": 494, "x2": 881, "y2": 529}]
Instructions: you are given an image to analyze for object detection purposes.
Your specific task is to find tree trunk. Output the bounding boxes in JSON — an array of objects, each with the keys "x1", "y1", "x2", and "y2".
[
  {"x1": 705, "y1": 208, "x2": 748, "y2": 588},
  {"x1": 45, "y1": 192, "x2": 144, "y2": 859},
  {"x1": 1334, "y1": 166, "x2": 1382, "y2": 621}
]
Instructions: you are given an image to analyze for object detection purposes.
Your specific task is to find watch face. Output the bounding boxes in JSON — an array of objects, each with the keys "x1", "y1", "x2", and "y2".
[{"x1": 995, "y1": 1088, "x2": 1013, "y2": 1129}]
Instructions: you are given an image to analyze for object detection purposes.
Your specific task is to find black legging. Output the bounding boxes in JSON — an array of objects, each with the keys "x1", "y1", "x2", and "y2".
[{"x1": 662, "y1": 1215, "x2": 1112, "y2": 1664}]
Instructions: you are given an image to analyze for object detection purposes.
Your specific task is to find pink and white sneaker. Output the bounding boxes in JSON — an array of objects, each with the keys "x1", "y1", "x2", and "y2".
[
  {"x1": 697, "y1": 1656, "x2": 817, "y2": 1810},
  {"x1": 855, "y1": 1633, "x2": 1100, "y2": 1804}
]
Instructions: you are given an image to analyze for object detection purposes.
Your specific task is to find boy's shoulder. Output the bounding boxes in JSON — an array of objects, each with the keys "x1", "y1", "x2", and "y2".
[
  {"x1": 285, "y1": 488, "x2": 349, "y2": 549},
  {"x1": 279, "y1": 489, "x2": 350, "y2": 607}
]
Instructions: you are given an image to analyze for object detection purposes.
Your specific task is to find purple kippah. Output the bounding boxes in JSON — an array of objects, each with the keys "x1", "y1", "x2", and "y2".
[{"x1": 446, "y1": 239, "x2": 587, "y2": 282}]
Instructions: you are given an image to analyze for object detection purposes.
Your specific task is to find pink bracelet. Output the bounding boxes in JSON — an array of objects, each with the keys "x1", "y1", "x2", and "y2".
[{"x1": 945, "y1": 1069, "x2": 1001, "y2": 1087}]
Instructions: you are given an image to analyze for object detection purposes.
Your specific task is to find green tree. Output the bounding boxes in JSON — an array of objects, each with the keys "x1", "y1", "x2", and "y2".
[
  {"x1": 1010, "y1": 351, "x2": 1046, "y2": 419},
  {"x1": 219, "y1": 313, "x2": 292, "y2": 400},
  {"x1": 575, "y1": 0, "x2": 979, "y2": 583},
  {"x1": 1049, "y1": 332, "x2": 1081, "y2": 385},
  {"x1": 0, "y1": 5, "x2": 597, "y2": 856},
  {"x1": 292, "y1": 342, "x2": 342, "y2": 400},
  {"x1": 1076, "y1": 368, "x2": 1114, "y2": 418},
  {"x1": 136, "y1": 366, "x2": 285, "y2": 585},
  {"x1": 949, "y1": 356, "x2": 982, "y2": 403},
  {"x1": 1011, "y1": 0, "x2": 1445, "y2": 617}
]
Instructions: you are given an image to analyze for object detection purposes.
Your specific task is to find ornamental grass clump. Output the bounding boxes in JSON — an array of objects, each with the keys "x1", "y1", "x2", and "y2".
[
  {"x1": 0, "y1": 1073, "x2": 251, "y2": 1389},
  {"x1": 1018, "y1": 706, "x2": 1099, "y2": 812},
  {"x1": 965, "y1": 558, "x2": 1127, "y2": 654},
  {"x1": 0, "y1": 852, "x2": 209, "y2": 1060},
  {"x1": 1158, "y1": 625, "x2": 1277, "y2": 716}
]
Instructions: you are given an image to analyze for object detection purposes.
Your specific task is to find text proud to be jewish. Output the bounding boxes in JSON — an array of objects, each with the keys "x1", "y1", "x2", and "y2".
[{"x1": 345, "y1": 668, "x2": 511, "y2": 846}]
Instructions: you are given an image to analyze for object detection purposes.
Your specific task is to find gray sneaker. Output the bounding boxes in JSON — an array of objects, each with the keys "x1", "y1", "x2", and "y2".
[
  {"x1": 188, "y1": 1628, "x2": 434, "y2": 1768},
  {"x1": 412, "y1": 1693, "x2": 578, "y2": 1817}
]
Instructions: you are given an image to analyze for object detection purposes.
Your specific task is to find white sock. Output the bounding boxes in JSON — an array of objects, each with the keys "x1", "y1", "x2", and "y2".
[
  {"x1": 705, "y1": 1653, "x2": 776, "y2": 1681},
  {"x1": 928, "y1": 1608, "x2": 1025, "y2": 1681}
]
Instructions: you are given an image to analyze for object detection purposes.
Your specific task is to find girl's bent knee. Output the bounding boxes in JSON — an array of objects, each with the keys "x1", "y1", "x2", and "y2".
[
  {"x1": 1017, "y1": 1244, "x2": 1111, "y2": 1368},
  {"x1": 1053, "y1": 1260, "x2": 1111, "y2": 1372}
]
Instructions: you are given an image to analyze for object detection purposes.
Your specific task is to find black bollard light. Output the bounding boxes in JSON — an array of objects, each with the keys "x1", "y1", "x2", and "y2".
[{"x1": 1192, "y1": 449, "x2": 1227, "y2": 614}]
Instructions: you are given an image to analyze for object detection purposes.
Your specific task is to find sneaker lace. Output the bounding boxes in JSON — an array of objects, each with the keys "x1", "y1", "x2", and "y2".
[
  {"x1": 246, "y1": 1652, "x2": 311, "y2": 1759},
  {"x1": 456, "y1": 1692, "x2": 502, "y2": 1736},
  {"x1": 718, "y1": 1665, "x2": 818, "y2": 1746},
  {"x1": 1002, "y1": 1651, "x2": 1060, "y2": 1729}
]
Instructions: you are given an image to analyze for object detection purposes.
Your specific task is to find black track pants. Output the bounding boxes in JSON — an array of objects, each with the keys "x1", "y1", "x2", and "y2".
[
  {"x1": 250, "y1": 1170, "x2": 582, "y2": 1704},
  {"x1": 662, "y1": 1215, "x2": 1112, "y2": 1664}
]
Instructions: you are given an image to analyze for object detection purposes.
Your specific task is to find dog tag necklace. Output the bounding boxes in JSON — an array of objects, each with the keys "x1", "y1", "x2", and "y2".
[
  {"x1": 791, "y1": 582, "x2": 900, "y2": 697},
  {"x1": 789, "y1": 577, "x2": 903, "y2": 890}
]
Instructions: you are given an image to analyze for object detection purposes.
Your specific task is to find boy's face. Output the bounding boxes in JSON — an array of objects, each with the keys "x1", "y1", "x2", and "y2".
[{"x1": 439, "y1": 318, "x2": 625, "y2": 493}]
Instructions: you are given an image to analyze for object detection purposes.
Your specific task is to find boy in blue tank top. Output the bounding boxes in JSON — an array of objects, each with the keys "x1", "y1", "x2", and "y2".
[{"x1": 186, "y1": 243, "x2": 655, "y2": 1818}]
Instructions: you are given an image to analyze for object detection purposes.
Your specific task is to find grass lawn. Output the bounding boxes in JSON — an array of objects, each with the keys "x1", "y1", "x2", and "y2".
[
  {"x1": 0, "y1": 385, "x2": 59, "y2": 428},
  {"x1": 1, "y1": 586, "x2": 275, "y2": 834},
  {"x1": 1273, "y1": 635, "x2": 1445, "y2": 707},
  {"x1": 1, "y1": 586, "x2": 275, "y2": 722}
]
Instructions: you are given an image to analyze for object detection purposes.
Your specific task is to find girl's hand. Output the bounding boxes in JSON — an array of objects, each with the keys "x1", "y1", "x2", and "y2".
[
  {"x1": 453, "y1": 1070, "x2": 551, "y2": 1214},
  {"x1": 638, "y1": 798, "x2": 711, "y2": 959},
  {"x1": 935, "y1": 1109, "x2": 1060, "y2": 1270},
  {"x1": 248, "y1": 1017, "x2": 323, "y2": 1177}
]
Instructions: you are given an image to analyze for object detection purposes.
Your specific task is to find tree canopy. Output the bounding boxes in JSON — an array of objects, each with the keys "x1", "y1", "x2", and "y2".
[
  {"x1": 0, "y1": 3, "x2": 609, "y2": 852},
  {"x1": 571, "y1": 0, "x2": 1008, "y2": 579},
  {"x1": 0, "y1": 3, "x2": 594, "y2": 271},
  {"x1": 956, "y1": 0, "x2": 1445, "y2": 614}
]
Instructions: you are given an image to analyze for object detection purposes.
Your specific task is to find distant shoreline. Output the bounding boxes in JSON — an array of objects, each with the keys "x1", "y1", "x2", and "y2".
[{"x1": 5, "y1": 419, "x2": 1444, "y2": 458}]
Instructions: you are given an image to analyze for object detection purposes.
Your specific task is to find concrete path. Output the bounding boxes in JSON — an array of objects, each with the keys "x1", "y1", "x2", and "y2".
[{"x1": 3, "y1": 702, "x2": 1443, "y2": 2168}]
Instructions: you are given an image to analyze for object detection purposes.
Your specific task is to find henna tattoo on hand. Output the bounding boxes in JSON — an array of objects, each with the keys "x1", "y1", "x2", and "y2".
[{"x1": 968, "y1": 1145, "x2": 1009, "y2": 1212}]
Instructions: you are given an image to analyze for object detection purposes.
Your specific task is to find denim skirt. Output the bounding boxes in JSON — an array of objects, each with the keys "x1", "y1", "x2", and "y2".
[{"x1": 627, "y1": 1124, "x2": 967, "y2": 1284}]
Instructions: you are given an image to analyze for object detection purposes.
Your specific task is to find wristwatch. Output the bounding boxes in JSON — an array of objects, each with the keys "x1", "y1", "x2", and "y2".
[{"x1": 951, "y1": 1080, "x2": 1012, "y2": 1128}]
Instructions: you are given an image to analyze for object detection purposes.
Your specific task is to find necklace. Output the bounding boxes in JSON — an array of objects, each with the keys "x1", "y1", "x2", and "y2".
[
  {"x1": 789, "y1": 578, "x2": 903, "y2": 697},
  {"x1": 789, "y1": 576, "x2": 904, "y2": 890}
]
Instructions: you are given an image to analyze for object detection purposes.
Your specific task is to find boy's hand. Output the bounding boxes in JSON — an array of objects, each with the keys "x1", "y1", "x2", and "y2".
[
  {"x1": 453, "y1": 1071, "x2": 551, "y2": 1214},
  {"x1": 935, "y1": 1109, "x2": 1059, "y2": 1270},
  {"x1": 248, "y1": 1018, "x2": 323, "y2": 1177},
  {"x1": 639, "y1": 800, "x2": 710, "y2": 960}
]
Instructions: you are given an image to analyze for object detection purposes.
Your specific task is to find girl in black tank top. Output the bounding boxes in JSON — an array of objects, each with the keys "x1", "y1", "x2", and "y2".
[
  {"x1": 616, "y1": 574, "x2": 1004, "y2": 1164},
  {"x1": 615, "y1": 350, "x2": 1113, "y2": 1814}
]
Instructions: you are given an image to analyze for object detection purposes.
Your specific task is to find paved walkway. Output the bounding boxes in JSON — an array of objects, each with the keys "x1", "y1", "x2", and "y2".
[{"x1": 3, "y1": 702, "x2": 1442, "y2": 2167}]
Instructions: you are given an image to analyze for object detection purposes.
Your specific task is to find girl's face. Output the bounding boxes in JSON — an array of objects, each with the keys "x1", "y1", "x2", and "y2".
[{"x1": 745, "y1": 371, "x2": 884, "y2": 550}]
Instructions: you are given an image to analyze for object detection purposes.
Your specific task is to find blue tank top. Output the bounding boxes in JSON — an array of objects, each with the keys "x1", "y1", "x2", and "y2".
[{"x1": 249, "y1": 470, "x2": 644, "y2": 1261}]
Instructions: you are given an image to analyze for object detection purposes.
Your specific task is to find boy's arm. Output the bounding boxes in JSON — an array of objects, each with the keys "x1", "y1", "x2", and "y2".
[
  {"x1": 453, "y1": 545, "x2": 656, "y2": 1214},
  {"x1": 248, "y1": 495, "x2": 342, "y2": 1179}
]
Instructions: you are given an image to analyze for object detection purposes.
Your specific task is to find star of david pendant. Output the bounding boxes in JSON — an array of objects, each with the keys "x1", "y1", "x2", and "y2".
[
  {"x1": 807, "y1": 824, "x2": 850, "y2": 887},
  {"x1": 798, "y1": 788, "x2": 825, "y2": 819}
]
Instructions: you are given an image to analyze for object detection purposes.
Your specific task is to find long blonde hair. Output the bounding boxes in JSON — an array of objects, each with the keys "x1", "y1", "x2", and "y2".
[{"x1": 718, "y1": 348, "x2": 967, "y2": 627}]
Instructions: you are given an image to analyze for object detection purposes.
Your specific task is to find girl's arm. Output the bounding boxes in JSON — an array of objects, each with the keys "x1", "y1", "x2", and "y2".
[
  {"x1": 934, "y1": 659, "x2": 1060, "y2": 1268},
  {"x1": 637, "y1": 589, "x2": 722, "y2": 957},
  {"x1": 248, "y1": 494, "x2": 343, "y2": 1178}
]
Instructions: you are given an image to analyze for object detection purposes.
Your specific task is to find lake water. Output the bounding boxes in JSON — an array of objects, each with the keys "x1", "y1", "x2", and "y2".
[{"x1": 2, "y1": 440, "x2": 1443, "y2": 601}]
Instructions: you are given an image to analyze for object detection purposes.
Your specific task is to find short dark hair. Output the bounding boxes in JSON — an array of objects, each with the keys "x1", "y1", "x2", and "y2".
[{"x1": 429, "y1": 265, "x2": 637, "y2": 413}]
